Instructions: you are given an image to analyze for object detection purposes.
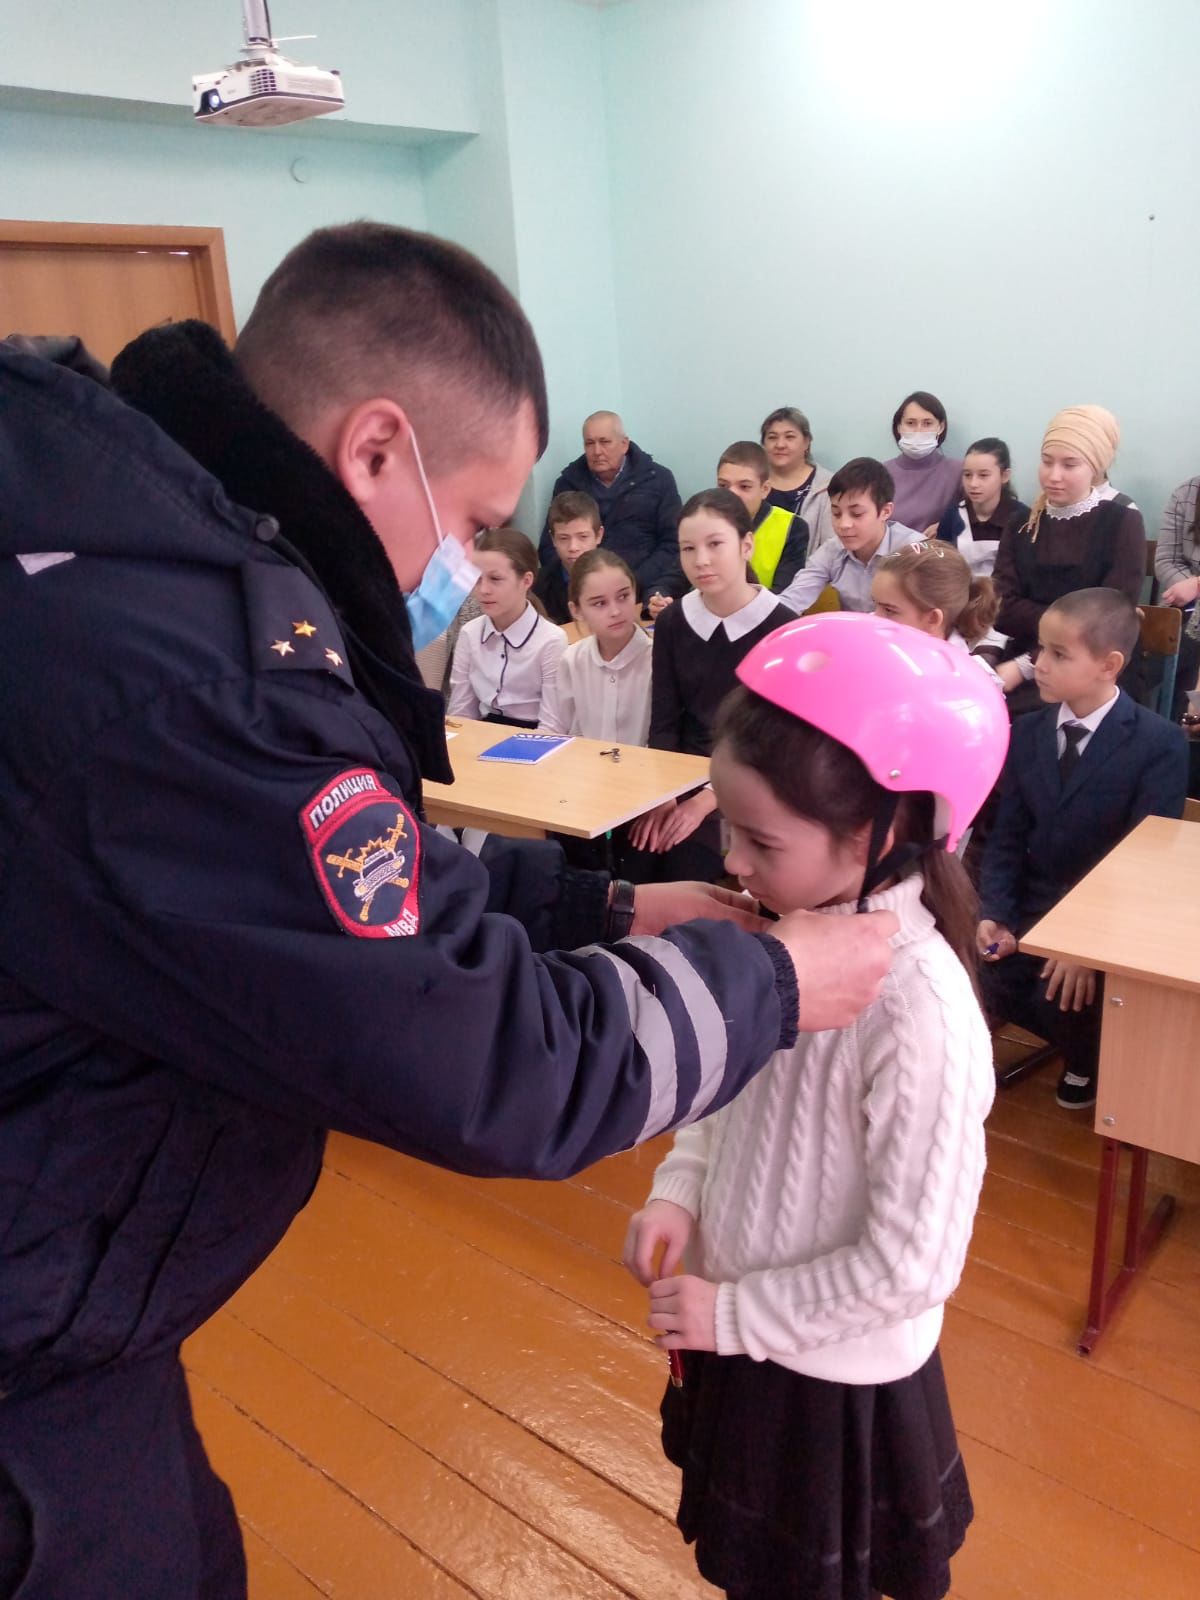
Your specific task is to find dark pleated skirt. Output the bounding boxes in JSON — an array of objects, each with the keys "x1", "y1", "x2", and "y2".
[{"x1": 660, "y1": 1347, "x2": 972, "y2": 1600}]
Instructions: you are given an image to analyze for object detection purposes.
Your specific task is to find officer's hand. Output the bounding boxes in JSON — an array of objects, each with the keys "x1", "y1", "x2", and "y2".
[
  {"x1": 770, "y1": 908, "x2": 899, "y2": 1033},
  {"x1": 631, "y1": 881, "x2": 768, "y2": 936}
]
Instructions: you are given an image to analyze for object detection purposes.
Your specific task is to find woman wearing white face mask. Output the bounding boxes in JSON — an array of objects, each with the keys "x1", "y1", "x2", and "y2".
[{"x1": 885, "y1": 390, "x2": 963, "y2": 536}]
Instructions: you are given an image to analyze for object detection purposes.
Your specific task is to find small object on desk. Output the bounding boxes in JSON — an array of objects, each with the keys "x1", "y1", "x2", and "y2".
[
  {"x1": 445, "y1": 719, "x2": 463, "y2": 730},
  {"x1": 478, "y1": 733, "x2": 574, "y2": 765},
  {"x1": 598, "y1": 746, "x2": 621, "y2": 761}
]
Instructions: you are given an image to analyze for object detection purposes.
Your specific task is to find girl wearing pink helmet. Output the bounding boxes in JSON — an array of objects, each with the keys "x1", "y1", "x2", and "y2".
[{"x1": 623, "y1": 612, "x2": 1009, "y2": 1600}]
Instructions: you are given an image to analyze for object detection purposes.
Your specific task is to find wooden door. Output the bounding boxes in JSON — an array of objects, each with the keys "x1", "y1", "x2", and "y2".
[{"x1": 0, "y1": 221, "x2": 237, "y2": 366}]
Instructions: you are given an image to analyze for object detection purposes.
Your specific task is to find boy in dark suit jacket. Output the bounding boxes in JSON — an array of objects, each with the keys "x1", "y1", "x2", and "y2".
[{"x1": 978, "y1": 588, "x2": 1188, "y2": 1108}]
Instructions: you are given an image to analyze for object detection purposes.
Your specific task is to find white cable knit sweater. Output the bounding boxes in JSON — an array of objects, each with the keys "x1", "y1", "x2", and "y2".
[{"x1": 647, "y1": 874, "x2": 995, "y2": 1385}]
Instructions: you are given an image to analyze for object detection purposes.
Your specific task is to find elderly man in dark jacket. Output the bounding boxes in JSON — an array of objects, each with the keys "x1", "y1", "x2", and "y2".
[{"x1": 539, "y1": 410, "x2": 684, "y2": 603}]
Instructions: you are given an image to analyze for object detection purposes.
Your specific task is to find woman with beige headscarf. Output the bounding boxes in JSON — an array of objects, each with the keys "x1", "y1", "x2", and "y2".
[{"x1": 992, "y1": 406, "x2": 1146, "y2": 704}]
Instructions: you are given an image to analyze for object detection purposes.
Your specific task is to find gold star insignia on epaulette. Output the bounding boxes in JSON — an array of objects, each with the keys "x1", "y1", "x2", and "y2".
[
  {"x1": 270, "y1": 639, "x2": 295, "y2": 657},
  {"x1": 293, "y1": 620, "x2": 318, "y2": 637},
  {"x1": 325, "y1": 648, "x2": 344, "y2": 668}
]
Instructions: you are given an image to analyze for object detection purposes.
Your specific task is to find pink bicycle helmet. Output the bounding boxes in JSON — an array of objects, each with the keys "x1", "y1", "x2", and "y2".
[{"x1": 736, "y1": 612, "x2": 1010, "y2": 856}]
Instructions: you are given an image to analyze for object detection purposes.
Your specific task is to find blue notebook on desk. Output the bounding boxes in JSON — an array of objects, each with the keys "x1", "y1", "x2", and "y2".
[{"x1": 478, "y1": 733, "x2": 574, "y2": 764}]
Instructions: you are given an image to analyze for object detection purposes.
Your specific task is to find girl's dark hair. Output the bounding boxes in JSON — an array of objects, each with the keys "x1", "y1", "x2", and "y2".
[
  {"x1": 567, "y1": 546, "x2": 636, "y2": 608},
  {"x1": 892, "y1": 390, "x2": 948, "y2": 445},
  {"x1": 878, "y1": 543, "x2": 998, "y2": 646},
  {"x1": 965, "y1": 436, "x2": 1016, "y2": 499},
  {"x1": 678, "y1": 487, "x2": 753, "y2": 539},
  {"x1": 475, "y1": 526, "x2": 548, "y2": 617},
  {"x1": 713, "y1": 686, "x2": 981, "y2": 995}
]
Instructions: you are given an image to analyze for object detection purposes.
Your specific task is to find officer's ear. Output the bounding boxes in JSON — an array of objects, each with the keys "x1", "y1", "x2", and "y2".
[{"x1": 332, "y1": 398, "x2": 414, "y2": 510}]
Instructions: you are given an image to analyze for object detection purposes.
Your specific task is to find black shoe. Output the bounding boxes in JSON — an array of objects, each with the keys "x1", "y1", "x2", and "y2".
[{"x1": 1056, "y1": 1068, "x2": 1097, "y2": 1109}]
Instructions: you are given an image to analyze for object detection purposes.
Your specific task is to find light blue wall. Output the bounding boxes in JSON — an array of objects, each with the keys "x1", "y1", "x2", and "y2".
[
  {"x1": 598, "y1": 0, "x2": 1200, "y2": 522},
  {"x1": 495, "y1": 0, "x2": 622, "y2": 508},
  {"x1": 0, "y1": 0, "x2": 479, "y2": 134},
  {"x1": 0, "y1": 105, "x2": 427, "y2": 325},
  {"x1": 5, "y1": 0, "x2": 1200, "y2": 530}
]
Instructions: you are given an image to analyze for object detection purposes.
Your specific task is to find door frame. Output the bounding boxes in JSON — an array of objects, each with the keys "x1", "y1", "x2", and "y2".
[{"x1": 0, "y1": 220, "x2": 237, "y2": 343}]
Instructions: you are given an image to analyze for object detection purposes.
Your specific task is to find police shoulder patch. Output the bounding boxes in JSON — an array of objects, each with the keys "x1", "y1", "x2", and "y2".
[{"x1": 300, "y1": 768, "x2": 422, "y2": 938}]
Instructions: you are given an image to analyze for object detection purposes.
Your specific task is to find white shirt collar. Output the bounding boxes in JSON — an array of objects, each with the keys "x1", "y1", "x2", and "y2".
[
  {"x1": 582, "y1": 627, "x2": 652, "y2": 670},
  {"x1": 1046, "y1": 488, "x2": 1102, "y2": 521},
  {"x1": 681, "y1": 584, "x2": 778, "y2": 642},
  {"x1": 1056, "y1": 688, "x2": 1119, "y2": 737},
  {"x1": 481, "y1": 603, "x2": 539, "y2": 647}
]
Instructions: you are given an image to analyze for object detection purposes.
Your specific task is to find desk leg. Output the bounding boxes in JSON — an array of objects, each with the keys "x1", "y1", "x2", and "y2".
[{"x1": 1078, "y1": 1140, "x2": 1176, "y2": 1356}]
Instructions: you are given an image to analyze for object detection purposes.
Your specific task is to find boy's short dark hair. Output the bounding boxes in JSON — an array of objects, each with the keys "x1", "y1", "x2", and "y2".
[
  {"x1": 236, "y1": 222, "x2": 548, "y2": 469},
  {"x1": 891, "y1": 390, "x2": 948, "y2": 444},
  {"x1": 1045, "y1": 588, "x2": 1140, "y2": 663},
  {"x1": 828, "y1": 457, "x2": 895, "y2": 511},
  {"x1": 547, "y1": 490, "x2": 601, "y2": 532},
  {"x1": 718, "y1": 441, "x2": 770, "y2": 481}
]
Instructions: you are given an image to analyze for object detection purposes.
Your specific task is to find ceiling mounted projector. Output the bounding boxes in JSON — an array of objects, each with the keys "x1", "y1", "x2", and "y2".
[{"x1": 193, "y1": 0, "x2": 344, "y2": 128}]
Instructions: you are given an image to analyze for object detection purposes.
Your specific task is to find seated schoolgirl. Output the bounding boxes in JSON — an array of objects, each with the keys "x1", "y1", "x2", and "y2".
[
  {"x1": 934, "y1": 438, "x2": 1030, "y2": 578},
  {"x1": 992, "y1": 405, "x2": 1145, "y2": 712},
  {"x1": 447, "y1": 527, "x2": 566, "y2": 727},
  {"x1": 627, "y1": 489, "x2": 794, "y2": 883},
  {"x1": 624, "y1": 612, "x2": 1007, "y2": 1600},
  {"x1": 884, "y1": 390, "x2": 963, "y2": 534},
  {"x1": 872, "y1": 540, "x2": 1019, "y2": 689},
  {"x1": 540, "y1": 549, "x2": 652, "y2": 744}
]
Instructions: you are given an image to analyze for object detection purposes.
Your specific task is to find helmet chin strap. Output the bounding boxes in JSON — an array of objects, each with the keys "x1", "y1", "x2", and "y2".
[{"x1": 856, "y1": 793, "x2": 947, "y2": 913}]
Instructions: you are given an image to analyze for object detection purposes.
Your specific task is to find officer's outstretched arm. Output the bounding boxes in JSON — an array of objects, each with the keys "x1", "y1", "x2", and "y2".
[{"x1": 1, "y1": 678, "x2": 796, "y2": 1180}]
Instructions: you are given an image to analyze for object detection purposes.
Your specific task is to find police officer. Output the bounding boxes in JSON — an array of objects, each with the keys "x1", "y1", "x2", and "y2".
[{"x1": 0, "y1": 223, "x2": 897, "y2": 1599}]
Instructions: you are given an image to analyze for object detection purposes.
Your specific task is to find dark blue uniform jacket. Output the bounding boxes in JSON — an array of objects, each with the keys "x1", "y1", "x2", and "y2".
[
  {"x1": 979, "y1": 690, "x2": 1188, "y2": 935},
  {"x1": 538, "y1": 440, "x2": 684, "y2": 600},
  {"x1": 0, "y1": 332, "x2": 793, "y2": 1401}
]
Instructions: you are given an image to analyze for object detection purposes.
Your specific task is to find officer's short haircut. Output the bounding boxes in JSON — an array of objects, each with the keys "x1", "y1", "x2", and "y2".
[
  {"x1": 1044, "y1": 587, "x2": 1140, "y2": 663},
  {"x1": 236, "y1": 222, "x2": 548, "y2": 468}
]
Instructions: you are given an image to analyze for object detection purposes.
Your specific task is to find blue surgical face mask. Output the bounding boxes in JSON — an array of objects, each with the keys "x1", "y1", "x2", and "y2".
[{"x1": 403, "y1": 431, "x2": 480, "y2": 652}]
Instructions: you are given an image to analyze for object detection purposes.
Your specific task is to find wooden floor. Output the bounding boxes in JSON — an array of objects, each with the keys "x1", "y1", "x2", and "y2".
[{"x1": 184, "y1": 1047, "x2": 1200, "y2": 1600}]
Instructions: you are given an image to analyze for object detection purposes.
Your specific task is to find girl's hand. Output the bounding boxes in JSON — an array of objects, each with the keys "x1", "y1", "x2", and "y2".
[
  {"x1": 1162, "y1": 575, "x2": 1200, "y2": 607},
  {"x1": 629, "y1": 798, "x2": 676, "y2": 852},
  {"x1": 647, "y1": 594, "x2": 673, "y2": 620},
  {"x1": 652, "y1": 790, "x2": 717, "y2": 853},
  {"x1": 648, "y1": 1273, "x2": 718, "y2": 1352},
  {"x1": 1041, "y1": 959, "x2": 1097, "y2": 1012},
  {"x1": 977, "y1": 920, "x2": 1017, "y2": 960},
  {"x1": 996, "y1": 660, "x2": 1025, "y2": 693},
  {"x1": 623, "y1": 1199, "x2": 695, "y2": 1286}
]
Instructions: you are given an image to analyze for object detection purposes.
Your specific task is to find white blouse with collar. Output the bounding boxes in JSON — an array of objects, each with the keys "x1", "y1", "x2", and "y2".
[
  {"x1": 540, "y1": 626, "x2": 653, "y2": 743},
  {"x1": 447, "y1": 604, "x2": 567, "y2": 724}
]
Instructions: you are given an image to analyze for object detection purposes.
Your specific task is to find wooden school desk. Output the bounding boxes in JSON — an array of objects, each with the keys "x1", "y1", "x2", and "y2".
[
  {"x1": 424, "y1": 719, "x2": 711, "y2": 840},
  {"x1": 1022, "y1": 815, "x2": 1200, "y2": 1354}
]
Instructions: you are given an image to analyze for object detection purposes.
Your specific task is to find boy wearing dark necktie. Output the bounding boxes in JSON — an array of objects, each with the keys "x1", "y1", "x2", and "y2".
[{"x1": 978, "y1": 588, "x2": 1187, "y2": 1107}]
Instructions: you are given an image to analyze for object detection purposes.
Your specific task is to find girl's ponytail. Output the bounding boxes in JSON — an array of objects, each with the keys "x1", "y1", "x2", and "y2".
[{"x1": 956, "y1": 575, "x2": 999, "y2": 646}]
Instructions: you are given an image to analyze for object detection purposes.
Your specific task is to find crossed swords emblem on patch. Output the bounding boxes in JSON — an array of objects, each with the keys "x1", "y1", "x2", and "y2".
[{"x1": 324, "y1": 812, "x2": 412, "y2": 922}]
